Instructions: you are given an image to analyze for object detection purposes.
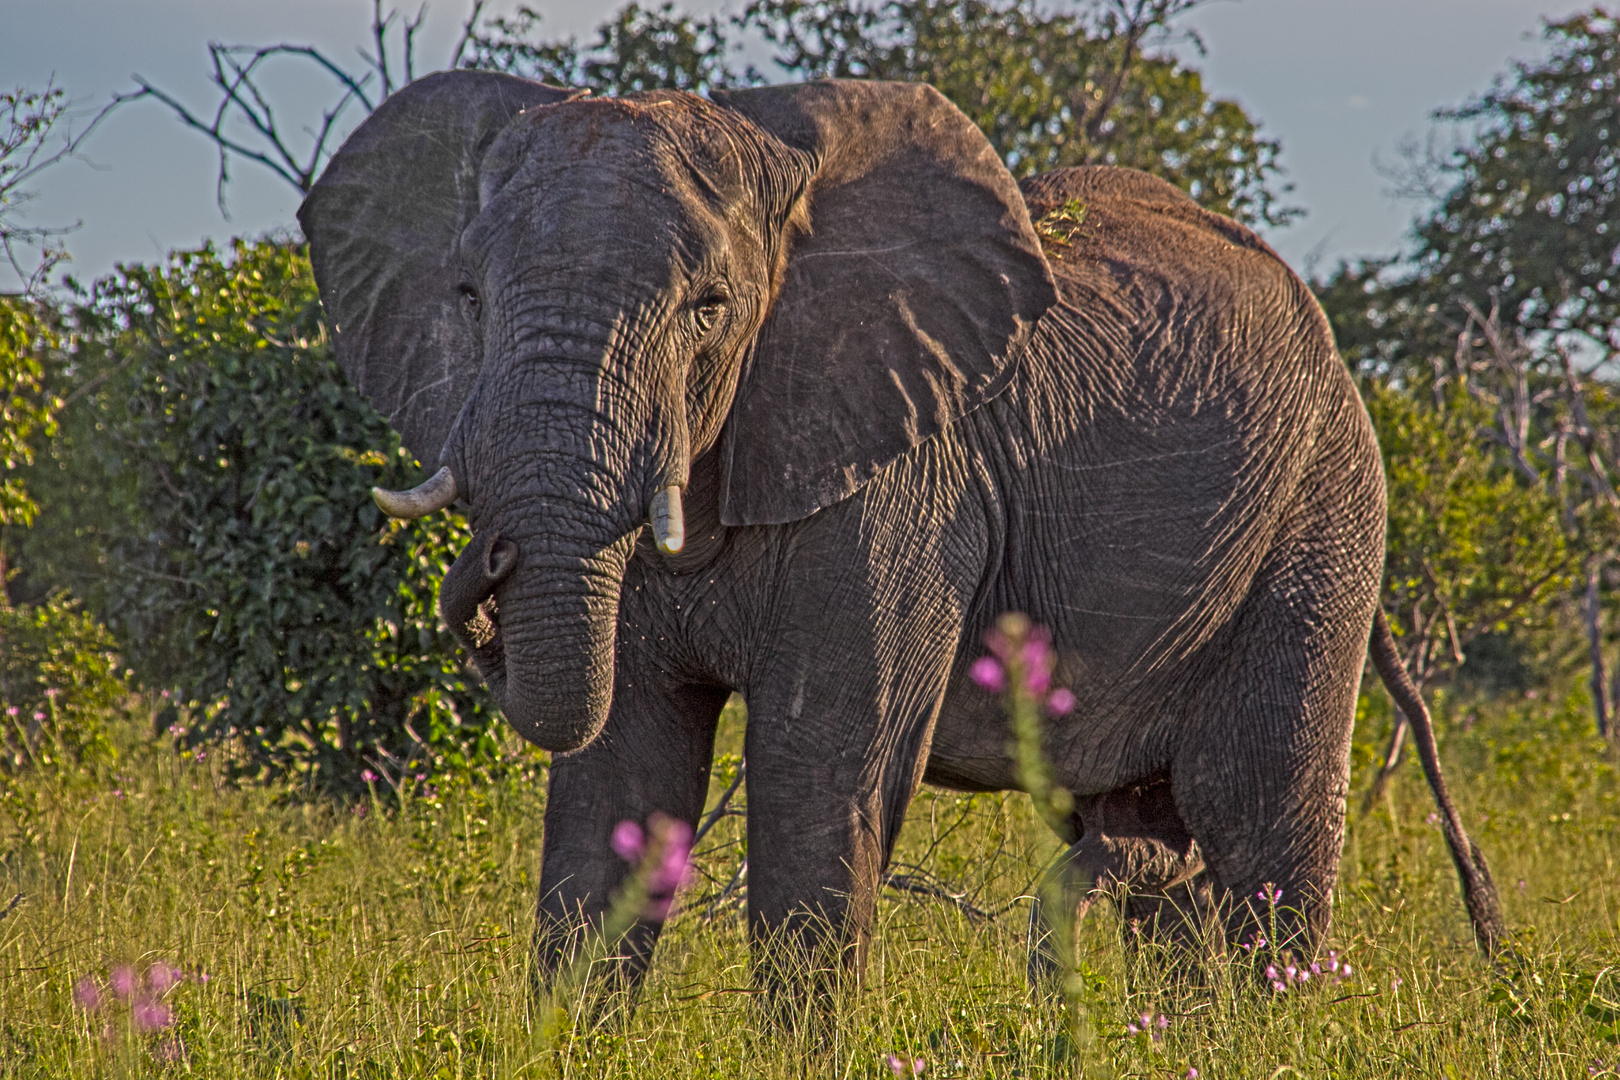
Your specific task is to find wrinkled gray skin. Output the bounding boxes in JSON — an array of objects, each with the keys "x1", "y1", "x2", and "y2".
[{"x1": 299, "y1": 72, "x2": 1487, "y2": 1002}]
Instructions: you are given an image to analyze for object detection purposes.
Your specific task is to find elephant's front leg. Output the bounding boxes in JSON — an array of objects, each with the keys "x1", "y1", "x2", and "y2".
[
  {"x1": 741, "y1": 497, "x2": 985, "y2": 1008},
  {"x1": 533, "y1": 664, "x2": 728, "y2": 1003}
]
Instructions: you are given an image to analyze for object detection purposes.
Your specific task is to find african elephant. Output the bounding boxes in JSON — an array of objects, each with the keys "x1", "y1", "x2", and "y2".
[{"x1": 297, "y1": 71, "x2": 1502, "y2": 998}]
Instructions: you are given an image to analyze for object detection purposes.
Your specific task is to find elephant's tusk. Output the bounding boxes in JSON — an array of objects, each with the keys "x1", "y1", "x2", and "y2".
[
  {"x1": 373, "y1": 466, "x2": 458, "y2": 518},
  {"x1": 650, "y1": 485, "x2": 685, "y2": 555}
]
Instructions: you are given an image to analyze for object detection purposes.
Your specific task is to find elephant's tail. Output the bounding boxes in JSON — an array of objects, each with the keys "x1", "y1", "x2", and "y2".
[{"x1": 1368, "y1": 608, "x2": 1506, "y2": 955}]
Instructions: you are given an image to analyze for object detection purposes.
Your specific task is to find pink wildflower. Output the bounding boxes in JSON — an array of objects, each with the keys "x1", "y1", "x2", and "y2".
[
  {"x1": 611, "y1": 820, "x2": 645, "y2": 862},
  {"x1": 361, "y1": 769, "x2": 379, "y2": 783},
  {"x1": 1047, "y1": 688, "x2": 1076, "y2": 715},
  {"x1": 109, "y1": 966, "x2": 137, "y2": 1000},
  {"x1": 132, "y1": 1000, "x2": 173, "y2": 1031},
  {"x1": 72, "y1": 975, "x2": 102, "y2": 1011},
  {"x1": 147, "y1": 962, "x2": 183, "y2": 994},
  {"x1": 885, "y1": 1054, "x2": 925, "y2": 1076},
  {"x1": 968, "y1": 656, "x2": 1005, "y2": 692}
]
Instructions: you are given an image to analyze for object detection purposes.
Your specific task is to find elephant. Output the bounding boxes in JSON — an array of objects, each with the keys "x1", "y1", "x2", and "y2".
[{"x1": 297, "y1": 71, "x2": 1503, "y2": 1001}]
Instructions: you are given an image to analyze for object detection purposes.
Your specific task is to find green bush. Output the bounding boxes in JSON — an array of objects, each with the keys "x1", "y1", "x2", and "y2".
[
  {"x1": 1364, "y1": 379, "x2": 1573, "y2": 683},
  {"x1": 0, "y1": 593, "x2": 122, "y2": 774},
  {"x1": 0, "y1": 296, "x2": 61, "y2": 529},
  {"x1": 17, "y1": 239, "x2": 495, "y2": 790}
]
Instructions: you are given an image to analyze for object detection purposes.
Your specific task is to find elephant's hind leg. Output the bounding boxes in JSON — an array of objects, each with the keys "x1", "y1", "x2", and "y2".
[
  {"x1": 1027, "y1": 773, "x2": 1209, "y2": 986},
  {"x1": 1170, "y1": 515, "x2": 1381, "y2": 961}
]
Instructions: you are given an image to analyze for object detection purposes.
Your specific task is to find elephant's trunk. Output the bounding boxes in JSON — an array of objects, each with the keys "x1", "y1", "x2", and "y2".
[{"x1": 441, "y1": 518, "x2": 633, "y2": 752}]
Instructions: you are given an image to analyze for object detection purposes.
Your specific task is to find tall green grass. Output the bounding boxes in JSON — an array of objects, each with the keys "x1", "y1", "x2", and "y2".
[{"x1": 2, "y1": 689, "x2": 1616, "y2": 1078}]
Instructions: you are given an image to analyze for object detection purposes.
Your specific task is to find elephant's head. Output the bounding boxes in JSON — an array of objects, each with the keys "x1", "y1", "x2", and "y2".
[{"x1": 298, "y1": 72, "x2": 1055, "y2": 752}]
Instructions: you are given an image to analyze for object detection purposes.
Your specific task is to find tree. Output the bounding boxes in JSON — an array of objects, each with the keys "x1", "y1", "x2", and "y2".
[
  {"x1": 125, "y1": 0, "x2": 490, "y2": 201},
  {"x1": 736, "y1": 0, "x2": 1296, "y2": 225},
  {"x1": 466, "y1": 0, "x2": 1298, "y2": 227},
  {"x1": 1319, "y1": 8, "x2": 1620, "y2": 747},
  {"x1": 16, "y1": 241, "x2": 496, "y2": 788},
  {"x1": 134, "y1": 1, "x2": 1297, "y2": 230}
]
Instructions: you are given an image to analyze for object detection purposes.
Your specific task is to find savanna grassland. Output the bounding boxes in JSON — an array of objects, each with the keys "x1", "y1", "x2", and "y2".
[{"x1": 2, "y1": 688, "x2": 1617, "y2": 1079}]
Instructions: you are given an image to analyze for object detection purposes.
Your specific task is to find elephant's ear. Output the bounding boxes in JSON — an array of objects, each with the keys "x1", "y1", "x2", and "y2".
[
  {"x1": 297, "y1": 71, "x2": 584, "y2": 468},
  {"x1": 711, "y1": 80, "x2": 1056, "y2": 526}
]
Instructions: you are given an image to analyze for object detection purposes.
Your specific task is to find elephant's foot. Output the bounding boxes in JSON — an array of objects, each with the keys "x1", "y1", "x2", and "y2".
[
  {"x1": 1027, "y1": 773, "x2": 1207, "y2": 990},
  {"x1": 532, "y1": 912, "x2": 661, "y2": 1028}
]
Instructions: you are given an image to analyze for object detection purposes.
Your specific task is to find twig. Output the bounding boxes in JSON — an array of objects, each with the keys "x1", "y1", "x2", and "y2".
[{"x1": 693, "y1": 758, "x2": 745, "y2": 847}]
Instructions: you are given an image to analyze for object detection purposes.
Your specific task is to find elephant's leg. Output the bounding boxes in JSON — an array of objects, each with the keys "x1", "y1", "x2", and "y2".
[
  {"x1": 1027, "y1": 773, "x2": 1208, "y2": 985},
  {"x1": 1170, "y1": 532, "x2": 1379, "y2": 960},
  {"x1": 741, "y1": 485, "x2": 986, "y2": 1010},
  {"x1": 533, "y1": 668, "x2": 729, "y2": 1002}
]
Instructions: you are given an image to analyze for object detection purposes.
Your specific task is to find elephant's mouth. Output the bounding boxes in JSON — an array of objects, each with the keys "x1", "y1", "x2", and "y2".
[{"x1": 440, "y1": 530, "x2": 518, "y2": 683}]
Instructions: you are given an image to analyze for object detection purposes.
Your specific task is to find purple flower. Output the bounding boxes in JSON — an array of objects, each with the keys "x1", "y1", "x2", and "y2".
[
  {"x1": 45, "y1": 687, "x2": 59, "y2": 699},
  {"x1": 885, "y1": 1054, "x2": 925, "y2": 1076},
  {"x1": 5, "y1": 706, "x2": 17, "y2": 716},
  {"x1": 1187, "y1": 1070, "x2": 1199, "y2": 1079},
  {"x1": 1156, "y1": 1014, "x2": 1169, "y2": 1029},
  {"x1": 132, "y1": 1000, "x2": 173, "y2": 1031},
  {"x1": 649, "y1": 819, "x2": 693, "y2": 894},
  {"x1": 1257, "y1": 885, "x2": 1282, "y2": 904},
  {"x1": 611, "y1": 820, "x2": 645, "y2": 862},
  {"x1": 968, "y1": 656, "x2": 1006, "y2": 692},
  {"x1": 32, "y1": 711, "x2": 45, "y2": 722},
  {"x1": 194, "y1": 749, "x2": 206, "y2": 762},
  {"x1": 1126, "y1": 1022, "x2": 1140, "y2": 1035},
  {"x1": 1020, "y1": 637, "x2": 1055, "y2": 694},
  {"x1": 1271, "y1": 980, "x2": 1287, "y2": 992},
  {"x1": 1341, "y1": 963, "x2": 1352, "y2": 977},
  {"x1": 72, "y1": 975, "x2": 103, "y2": 1011},
  {"x1": 147, "y1": 962, "x2": 182, "y2": 994},
  {"x1": 1046, "y1": 687, "x2": 1076, "y2": 715},
  {"x1": 361, "y1": 769, "x2": 379, "y2": 783},
  {"x1": 1426, "y1": 811, "x2": 1440, "y2": 825},
  {"x1": 109, "y1": 966, "x2": 137, "y2": 1000}
]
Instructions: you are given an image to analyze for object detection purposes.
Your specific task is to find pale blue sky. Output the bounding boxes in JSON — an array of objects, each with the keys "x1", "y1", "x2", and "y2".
[{"x1": 0, "y1": 0, "x2": 1590, "y2": 289}]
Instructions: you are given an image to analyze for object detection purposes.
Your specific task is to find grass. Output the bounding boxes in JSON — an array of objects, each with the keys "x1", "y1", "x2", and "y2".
[{"x1": 2, "y1": 688, "x2": 1618, "y2": 1078}]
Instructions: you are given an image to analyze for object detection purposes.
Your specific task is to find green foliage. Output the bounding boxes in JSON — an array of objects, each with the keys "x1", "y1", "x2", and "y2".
[
  {"x1": 1413, "y1": 9, "x2": 1620, "y2": 349},
  {"x1": 0, "y1": 592, "x2": 123, "y2": 774},
  {"x1": 1, "y1": 694, "x2": 1617, "y2": 1076},
  {"x1": 1318, "y1": 9, "x2": 1620, "y2": 718},
  {"x1": 15, "y1": 240, "x2": 495, "y2": 789},
  {"x1": 1321, "y1": 10, "x2": 1620, "y2": 374},
  {"x1": 1366, "y1": 380, "x2": 1574, "y2": 680},
  {"x1": 464, "y1": 0, "x2": 1296, "y2": 227},
  {"x1": 740, "y1": 0, "x2": 1296, "y2": 226},
  {"x1": 462, "y1": 2, "x2": 741, "y2": 95},
  {"x1": 0, "y1": 298, "x2": 60, "y2": 528}
]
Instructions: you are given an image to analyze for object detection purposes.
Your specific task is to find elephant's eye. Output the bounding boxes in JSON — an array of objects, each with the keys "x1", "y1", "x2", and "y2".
[
  {"x1": 691, "y1": 289, "x2": 729, "y2": 335},
  {"x1": 459, "y1": 285, "x2": 482, "y2": 322}
]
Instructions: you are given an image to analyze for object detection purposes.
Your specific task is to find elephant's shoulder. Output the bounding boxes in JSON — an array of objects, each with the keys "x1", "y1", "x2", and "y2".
[{"x1": 1020, "y1": 166, "x2": 1292, "y2": 291}]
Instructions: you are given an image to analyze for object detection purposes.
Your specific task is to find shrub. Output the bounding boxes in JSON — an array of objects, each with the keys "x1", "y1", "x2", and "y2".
[
  {"x1": 0, "y1": 592, "x2": 122, "y2": 774},
  {"x1": 17, "y1": 239, "x2": 496, "y2": 789}
]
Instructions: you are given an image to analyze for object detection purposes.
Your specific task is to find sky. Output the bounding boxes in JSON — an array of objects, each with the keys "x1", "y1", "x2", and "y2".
[{"x1": 0, "y1": 0, "x2": 1593, "y2": 290}]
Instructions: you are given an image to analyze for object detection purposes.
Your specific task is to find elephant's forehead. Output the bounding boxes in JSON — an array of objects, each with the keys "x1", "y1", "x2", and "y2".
[{"x1": 485, "y1": 95, "x2": 758, "y2": 201}]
